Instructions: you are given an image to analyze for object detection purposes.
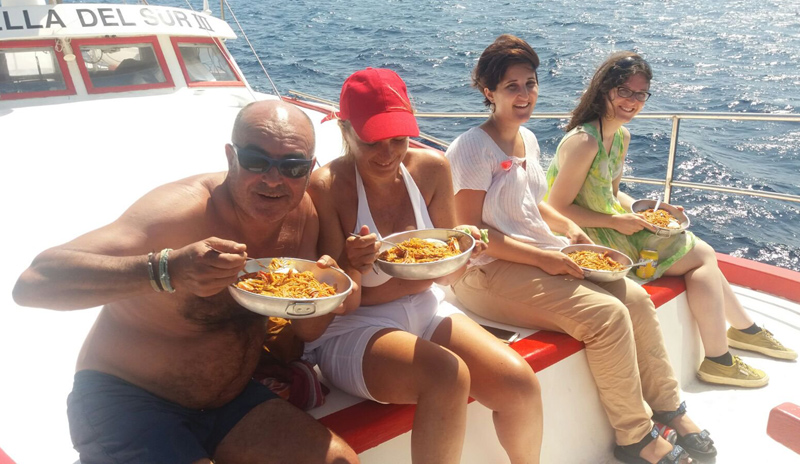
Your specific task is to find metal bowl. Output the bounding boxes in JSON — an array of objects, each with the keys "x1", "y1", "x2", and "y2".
[
  {"x1": 375, "y1": 228, "x2": 475, "y2": 280},
  {"x1": 561, "y1": 244, "x2": 634, "y2": 282},
  {"x1": 228, "y1": 258, "x2": 353, "y2": 319},
  {"x1": 630, "y1": 199, "x2": 690, "y2": 238}
]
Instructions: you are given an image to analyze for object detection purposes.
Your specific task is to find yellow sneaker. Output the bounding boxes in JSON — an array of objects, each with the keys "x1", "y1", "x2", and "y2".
[
  {"x1": 727, "y1": 327, "x2": 798, "y2": 360},
  {"x1": 697, "y1": 356, "x2": 769, "y2": 388}
]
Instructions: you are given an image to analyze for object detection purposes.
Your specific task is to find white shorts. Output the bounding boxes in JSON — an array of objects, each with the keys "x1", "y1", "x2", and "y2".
[{"x1": 303, "y1": 286, "x2": 462, "y2": 402}]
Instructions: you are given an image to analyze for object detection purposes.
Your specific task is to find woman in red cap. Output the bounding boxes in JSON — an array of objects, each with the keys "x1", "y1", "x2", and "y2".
[{"x1": 304, "y1": 67, "x2": 543, "y2": 464}]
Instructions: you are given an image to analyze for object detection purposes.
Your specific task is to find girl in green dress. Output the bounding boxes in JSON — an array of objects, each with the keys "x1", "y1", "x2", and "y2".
[{"x1": 545, "y1": 52, "x2": 795, "y2": 391}]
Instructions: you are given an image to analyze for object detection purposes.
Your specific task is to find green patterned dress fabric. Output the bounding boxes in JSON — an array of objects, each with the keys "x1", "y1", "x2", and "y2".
[{"x1": 545, "y1": 123, "x2": 696, "y2": 281}]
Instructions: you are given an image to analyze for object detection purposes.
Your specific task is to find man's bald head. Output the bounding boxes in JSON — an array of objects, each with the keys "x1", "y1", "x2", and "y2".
[{"x1": 231, "y1": 100, "x2": 316, "y2": 158}]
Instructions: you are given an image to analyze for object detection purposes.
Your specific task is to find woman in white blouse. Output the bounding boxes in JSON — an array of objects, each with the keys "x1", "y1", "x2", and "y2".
[{"x1": 446, "y1": 35, "x2": 712, "y2": 464}]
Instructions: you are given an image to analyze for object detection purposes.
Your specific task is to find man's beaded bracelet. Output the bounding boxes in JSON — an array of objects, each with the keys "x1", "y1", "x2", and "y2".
[{"x1": 146, "y1": 252, "x2": 162, "y2": 292}]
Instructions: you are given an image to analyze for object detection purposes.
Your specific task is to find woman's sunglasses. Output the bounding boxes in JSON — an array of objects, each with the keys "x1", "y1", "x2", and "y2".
[
  {"x1": 231, "y1": 144, "x2": 315, "y2": 178},
  {"x1": 616, "y1": 86, "x2": 652, "y2": 102}
]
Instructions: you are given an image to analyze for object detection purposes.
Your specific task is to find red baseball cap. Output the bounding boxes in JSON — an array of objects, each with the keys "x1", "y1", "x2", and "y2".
[{"x1": 336, "y1": 68, "x2": 419, "y2": 143}]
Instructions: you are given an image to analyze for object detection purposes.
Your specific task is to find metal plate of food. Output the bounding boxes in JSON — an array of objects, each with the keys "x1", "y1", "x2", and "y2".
[
  {"x1": 375, "y1": 228, "x2": 475, "y2": 280},
  {"x1": 228, "y1": 258, "x2": 353, "y2": 318},
  {"x1": 631, "y1": 199, "x2": 690, "y2": 237},
  {"x1": 561, "y1": 244, "x2": 634, "y2": 282}
]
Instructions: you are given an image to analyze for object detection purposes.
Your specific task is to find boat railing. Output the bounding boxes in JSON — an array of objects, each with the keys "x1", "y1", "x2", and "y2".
[{"x1": 288, "y1": 89, "x2": 800, "y2": 206}]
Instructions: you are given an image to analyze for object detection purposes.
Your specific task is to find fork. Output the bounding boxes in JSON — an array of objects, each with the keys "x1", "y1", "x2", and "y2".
[
  {"x1": 206, "y1": 244, "x2": 256, "y2": 261},
  {"x1": 653, "y1": 197, "x2": 663, "y2": 212},
  {"x1": 349, "y1": 233, "x2": 401, "y2": 249},
  {"x1": 348, "y1": 233, "x2": 383, "y2": 274}
]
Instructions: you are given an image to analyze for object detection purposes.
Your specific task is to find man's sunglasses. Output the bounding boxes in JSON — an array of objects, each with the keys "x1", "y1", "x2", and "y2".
[{"x1": 231, "y1": 144, "x2": 315, "y2": 178}]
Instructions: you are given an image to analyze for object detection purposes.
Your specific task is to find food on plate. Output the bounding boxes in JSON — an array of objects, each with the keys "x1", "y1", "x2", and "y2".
[
  {"x1": 379, "y1": 237, "x2": 462, "y2": 264},
  {"x1": 639, "y1": 208, "x2": 682, "y2": 229},
  {"x1": 235, "y1": 258, "x2": 337, "y2": 299},
  {"x1": 567, "y1": 250, "x2": 627, "y2": 272}
]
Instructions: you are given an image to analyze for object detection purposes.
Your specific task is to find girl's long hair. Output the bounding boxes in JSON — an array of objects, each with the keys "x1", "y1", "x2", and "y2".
[{"x1": 566, "y1": 51, "x2": 652, "y2": 132}]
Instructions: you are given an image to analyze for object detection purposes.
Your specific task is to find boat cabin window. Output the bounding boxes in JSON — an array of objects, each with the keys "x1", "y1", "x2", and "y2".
[
  {"x1": 0, "y1": 40, "x2": 76, "y2": 100},
  {"x1": 172, "y1": 37, "x2": 244, "y2": 87},
  {"x1": 73, "y1": 37, "x2": 174, "y2": 94}
]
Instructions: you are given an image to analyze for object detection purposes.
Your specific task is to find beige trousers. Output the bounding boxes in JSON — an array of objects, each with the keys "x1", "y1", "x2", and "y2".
[{"x1": 452, "y1": 259, "x2": 681, "y2": 445}]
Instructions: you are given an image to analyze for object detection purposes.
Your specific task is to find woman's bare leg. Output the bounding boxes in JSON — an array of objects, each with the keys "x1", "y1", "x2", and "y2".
[
  {"x1": 362, "y1": 329, "x2": 471, "y2": 464},
  {"x1": 719, "y1": 268, "x2": 755, "y2": 329},
  {"x1": 664, "y1": 241, "x2": 730, "y2": 357},
  {"x1": 432, "y1": 314, "x2": 543, "y2": 464}
]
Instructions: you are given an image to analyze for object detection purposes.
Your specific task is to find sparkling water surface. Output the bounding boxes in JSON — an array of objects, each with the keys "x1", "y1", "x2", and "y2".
[{"x1": 168, "y1": 0, "x2": 800, "y2": 270}]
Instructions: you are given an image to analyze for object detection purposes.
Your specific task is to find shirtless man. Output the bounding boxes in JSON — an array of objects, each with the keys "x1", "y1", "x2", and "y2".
[{"x1": 12, "y1": 101, "x2": 359, "y2": 464}]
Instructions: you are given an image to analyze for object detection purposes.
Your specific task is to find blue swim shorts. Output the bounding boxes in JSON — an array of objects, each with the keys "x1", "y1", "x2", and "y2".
[{"x1": 67, "y1": 369, "x2": 279, "y2": 464}]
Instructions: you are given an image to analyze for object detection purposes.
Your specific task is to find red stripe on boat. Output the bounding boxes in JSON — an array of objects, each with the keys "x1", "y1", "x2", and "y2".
[
  {"x1": 318, "y1": 402, "x2": 419, "y2": 453},
  {"x1": 767, "y1": 402, "x2": 800, "y2": 455},
  {"x1": 717, "y1": 253, "x2": 800, "y2": 304},
  {"x1": 642, "y1": 276, "x2": 686, "y2": 307},
  {"x1": 510, "y1": 330, "x2": 585, "y2": 372},
  {"x1": 0, "y1": 446, "x2": 15, "y2": 464}
]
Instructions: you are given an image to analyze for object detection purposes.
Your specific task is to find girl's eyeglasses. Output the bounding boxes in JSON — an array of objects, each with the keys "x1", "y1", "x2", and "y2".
[
  {"x1": 231, "y1": 144, "x2": 315, "y2": 178},
  {"x1": 616, "y1": 86, "x2": 652, "y2": 102}
]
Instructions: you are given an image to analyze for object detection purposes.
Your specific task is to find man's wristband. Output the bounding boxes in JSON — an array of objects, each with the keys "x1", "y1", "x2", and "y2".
[{"x1": 158, "y1": 248, "x2": 176, "y2": 293}]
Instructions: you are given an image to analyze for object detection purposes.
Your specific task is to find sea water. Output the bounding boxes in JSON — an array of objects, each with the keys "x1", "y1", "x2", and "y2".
[{"x1": 164, "y1": 0, "x2": 800, "y2": 271}]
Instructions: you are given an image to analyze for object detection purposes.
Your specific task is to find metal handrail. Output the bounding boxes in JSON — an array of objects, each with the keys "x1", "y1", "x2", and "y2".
[
  {"x1": 416, "y1": 111, "x2": 800, "y2": 122},
  {"x1": 288, "y1": 90, "x2": 800, "y2": 205},
  {"x1": 290, "y1": 90, "x2": 337, "y2": 107}
]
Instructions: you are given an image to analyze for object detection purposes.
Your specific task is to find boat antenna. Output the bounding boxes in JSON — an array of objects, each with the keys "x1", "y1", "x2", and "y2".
[{"x1": 221, "y1": 0, "x2": 282, "y2": 98}]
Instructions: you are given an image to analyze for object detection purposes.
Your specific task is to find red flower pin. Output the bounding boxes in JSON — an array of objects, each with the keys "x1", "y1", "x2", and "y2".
[{"x1": 501, "y1": 159, "x2": 513, "y2": 171}]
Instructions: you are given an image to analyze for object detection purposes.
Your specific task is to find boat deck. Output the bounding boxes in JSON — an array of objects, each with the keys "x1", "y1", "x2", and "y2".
[
  {"x1": 304, "y1": 281, "x2": 800, "y2": 464},
  {"x1": 1, "y1": 262, "x2": 798, "y2": 463},
  {"x1": 1, "y1": 95, "x2": 797, "y2": 463},
  {"x1": 670, "y1": 285, "x2": 800, "y2": 464}
]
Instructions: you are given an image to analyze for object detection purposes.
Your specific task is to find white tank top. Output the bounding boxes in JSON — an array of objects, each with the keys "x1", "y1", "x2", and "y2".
[{"x1": 354, "y1": 163, "x2": 434, "y2": 287}]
